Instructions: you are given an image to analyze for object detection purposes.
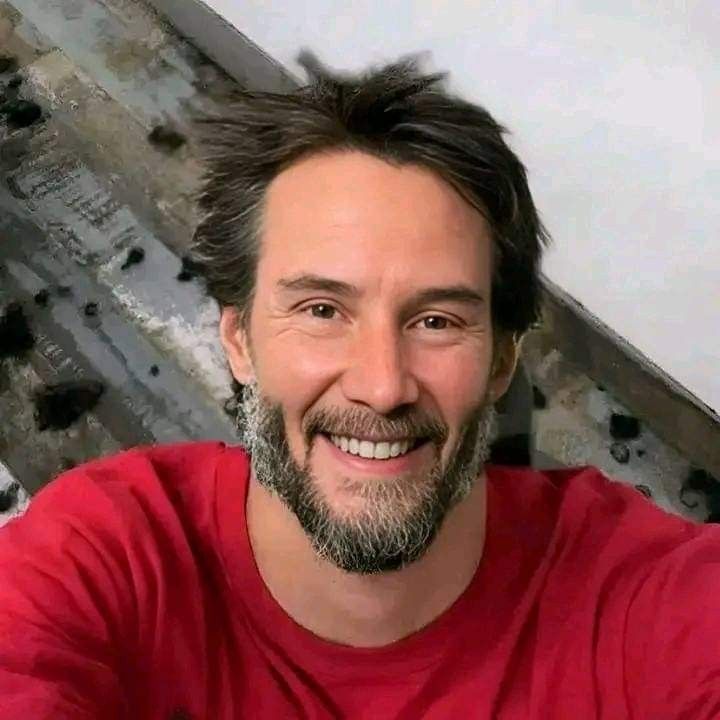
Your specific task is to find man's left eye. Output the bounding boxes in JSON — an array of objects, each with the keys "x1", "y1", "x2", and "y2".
[
  {"x1": 308, "y1": 304, "x2": 336, "y2": 319},
  {"x1": 419, "y1": 316, "x2": 453, "y2": 330}
]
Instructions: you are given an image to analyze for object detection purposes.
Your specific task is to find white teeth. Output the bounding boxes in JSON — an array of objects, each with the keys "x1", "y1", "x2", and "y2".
[{"x1": 330, "y1": 435, "x2": 415, "y2": 460}]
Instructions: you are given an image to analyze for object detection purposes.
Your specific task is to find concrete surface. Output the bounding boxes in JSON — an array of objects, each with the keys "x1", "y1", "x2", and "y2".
[{"x1": 0, "y1": 0, "x2": 717, "y2": 528}]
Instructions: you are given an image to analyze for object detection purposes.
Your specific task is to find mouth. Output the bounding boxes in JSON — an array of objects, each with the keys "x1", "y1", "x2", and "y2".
[
  {"x1": 315, "y1": 432, "x2": 433, "y2": 476},
  {"x1": 323, "y1": 433, "x2": 428, "y2": 459}
]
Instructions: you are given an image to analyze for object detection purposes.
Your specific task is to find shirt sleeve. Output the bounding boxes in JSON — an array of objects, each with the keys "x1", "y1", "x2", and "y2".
[
  {"x1": 0, "y1": 468, "x2": 135, "y2": 719},
  {"x1": 624, "y1": 524, "x2": 720, "y2": 720}
]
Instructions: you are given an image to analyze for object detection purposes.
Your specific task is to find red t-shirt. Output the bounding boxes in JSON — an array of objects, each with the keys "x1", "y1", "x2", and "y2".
[{"x1": 0, "y1": 440, "x2": 718, "y2": 719}]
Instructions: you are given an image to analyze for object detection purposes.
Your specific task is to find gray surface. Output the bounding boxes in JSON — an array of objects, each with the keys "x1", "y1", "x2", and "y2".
[
  {"x1": 144, "y1": 0, "x2": 720, "y2": 484},
  {"x1": 1, "y1": 0, "x2": 238, "y2": 492},
  {"x1": 0, "y1": 0, "x2": 715, "y2": 525},
  {"x1": 0, "y1": 459, "x2": 29, "y2": 528},
  {"x1": 144, "y1": 0, "x2": 299, "y2": 92}
]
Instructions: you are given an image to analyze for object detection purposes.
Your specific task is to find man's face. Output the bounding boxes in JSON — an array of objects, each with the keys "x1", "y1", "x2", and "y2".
[{"x1": 222, "y1": 151, "x2": 515, "y2": 573}]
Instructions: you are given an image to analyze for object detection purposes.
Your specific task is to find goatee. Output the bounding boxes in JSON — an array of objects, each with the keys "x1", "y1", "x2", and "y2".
[{"x1": 235, "y1": 381, "x2": 498, "y2": 575}]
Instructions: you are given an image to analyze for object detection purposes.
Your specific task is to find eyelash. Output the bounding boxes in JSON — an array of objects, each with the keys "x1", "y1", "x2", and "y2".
[{"x1": 300, "y1": 302, "x2": 461, "y2": 330}]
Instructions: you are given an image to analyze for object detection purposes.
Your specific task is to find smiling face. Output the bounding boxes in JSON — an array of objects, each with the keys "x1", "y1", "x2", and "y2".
[{"x1": 220, "y1": 150, "x2": 519, "y2": 573}]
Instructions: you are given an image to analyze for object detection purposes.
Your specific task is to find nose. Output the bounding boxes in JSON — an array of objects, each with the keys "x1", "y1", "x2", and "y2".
[{"x1": 339, "y1": 319, "x2": 420, "y2": 415}]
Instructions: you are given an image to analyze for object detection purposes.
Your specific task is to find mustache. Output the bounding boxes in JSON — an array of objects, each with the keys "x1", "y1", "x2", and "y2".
[{"x1": 303, "y1": 406, "x2": 448, "y2": 446}]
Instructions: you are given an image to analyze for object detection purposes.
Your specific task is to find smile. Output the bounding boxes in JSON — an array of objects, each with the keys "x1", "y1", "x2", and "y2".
[{"x1": 328, "y1": 434, "x2": 423, "y2": 460}]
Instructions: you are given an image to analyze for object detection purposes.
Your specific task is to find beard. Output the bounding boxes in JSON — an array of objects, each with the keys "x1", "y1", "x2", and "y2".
[{"x1": 235, "y1": 381, "x2": 498, "y2": 575}]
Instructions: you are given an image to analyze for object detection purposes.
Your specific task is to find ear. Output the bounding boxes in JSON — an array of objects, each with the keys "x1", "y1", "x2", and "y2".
[
  {"x1": 487, "y1": 331, "x2": 522, "y2": 404},
  {"x1": 218, "y1": 305, "x2": 255, "y2": 384}
]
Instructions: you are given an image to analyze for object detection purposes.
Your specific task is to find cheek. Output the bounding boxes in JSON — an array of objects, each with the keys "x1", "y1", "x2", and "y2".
[
  {"x1": 413, "y1": 345, "x2": 492, "y2": 421},
  {"x1": 253, "y1": 332, "x2": 346, "y2": 434}
]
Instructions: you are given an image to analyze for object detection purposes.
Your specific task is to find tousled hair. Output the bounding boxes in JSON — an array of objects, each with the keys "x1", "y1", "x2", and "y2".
[{"x1": 190, "y1": 50, "x2": 550, "y2": 336}]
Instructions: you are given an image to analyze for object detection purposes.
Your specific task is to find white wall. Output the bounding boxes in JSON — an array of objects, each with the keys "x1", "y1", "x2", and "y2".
[{"x1": 203, "y1": 0, "x2": 720, "y2": 414}]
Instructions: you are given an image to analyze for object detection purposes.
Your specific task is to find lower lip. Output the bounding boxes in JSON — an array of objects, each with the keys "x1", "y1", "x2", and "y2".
[{"x1": 317, "y1": 434, "x2": 433, "y2": 476}]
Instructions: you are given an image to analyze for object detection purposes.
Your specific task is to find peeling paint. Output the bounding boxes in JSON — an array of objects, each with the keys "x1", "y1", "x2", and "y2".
[
  {"x1": 148, "y1": 123, "x2": 186, "y2": 151},
  {"x1": 97, "y1": 246, "x2": 233, "y2": 406},
  {"x1": 0, "y1": 459, "x2": 30, "y2": 527},
  {"x1": 16, "y1": 0, "x2": 198, "y2": 126},
  {"x1": 0, "y1": 97, "x2": 43, "y2": 127},
  {"x1": 0, "y1": 301, "x2": 35, "y2": 358},
  {"x1": 524, "y1": 331, "x2": 709, "y2": 521},
  {"x1": 2, "y1": 0, "x2": 714, "y2": 532},
  {"x1": 33, "y1": 378, "x2": 106, "y2": 431},
  {"x1": 1, "y1": 203, "x2": 235, "y2": 453}
]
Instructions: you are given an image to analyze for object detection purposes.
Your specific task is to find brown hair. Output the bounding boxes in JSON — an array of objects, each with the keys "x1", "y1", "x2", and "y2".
[{"x1": 191, "y1": 50, "x2": 550, "y2": 336}]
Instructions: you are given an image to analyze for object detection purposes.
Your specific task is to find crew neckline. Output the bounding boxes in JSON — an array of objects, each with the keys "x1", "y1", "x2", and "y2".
[{"x1": 214, "y1": 443, "x2": 507, "y2": 679}]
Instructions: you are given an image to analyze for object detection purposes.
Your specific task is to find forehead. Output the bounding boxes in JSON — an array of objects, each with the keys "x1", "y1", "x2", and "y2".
[{"x1": 258, "y1": 150, "x2": 493, "y2": 293}]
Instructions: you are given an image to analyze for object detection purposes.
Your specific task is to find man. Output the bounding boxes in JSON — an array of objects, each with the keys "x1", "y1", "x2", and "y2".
[{"x1": 0, "y1": 52, "x2": 718, "y2": 719}]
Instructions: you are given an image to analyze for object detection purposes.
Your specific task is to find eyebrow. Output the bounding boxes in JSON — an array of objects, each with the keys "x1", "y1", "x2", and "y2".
[
  {"x1": 277, "y1": 274, "x2": 360, "y2": 298},
  {"x1": 412, "y1": 286, "x2": 486, "y2": 307},
  {"x1": 276, "y1": 274, "x2": 486, "y2": 307}
]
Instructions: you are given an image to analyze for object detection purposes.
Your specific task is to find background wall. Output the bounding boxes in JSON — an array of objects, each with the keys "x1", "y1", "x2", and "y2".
[{"x1": 199, "y1": 0, "x2": 720, "y2": 414}]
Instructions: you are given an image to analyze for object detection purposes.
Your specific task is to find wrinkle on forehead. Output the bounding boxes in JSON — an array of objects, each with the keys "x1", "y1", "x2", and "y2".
[
  {"x1": 259, "y1": 150, "x2": 493, "y2": 296},
  {"x1": 265, "y1": 150, "x2": 485, "y2": 240}
]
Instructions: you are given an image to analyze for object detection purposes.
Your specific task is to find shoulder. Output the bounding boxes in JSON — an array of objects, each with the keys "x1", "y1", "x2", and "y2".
[
  {"x1": 487, "y1": 463, "x2": 698, "y2": 552},
  {"x1": 485, "y1": 463, "x2": 707, "y2": 609},
  {"x1": 489, "y1": 461, "x2": 716, "y2": 610},
  {"x1": 0, "y1": 441, "x2": 238, "y2": 713},
  {"x1": 0, "y1": 440, "x2": 243, "y2": 643},
  {"x1": 0, "y1": 440, "x2": 236, "y2": 564},
  {"x1": 623, "y1": 522, "x2": 720, "y2": 717},
  {"x1": 487, "y1": 465, "x2": 720, "y2": 717},
  {"x1": 29, "y1": 439, "x2": 228, "y2": 513},
  {"x1": 65, "y1": 438, "x2": 229, "y2": 489}
]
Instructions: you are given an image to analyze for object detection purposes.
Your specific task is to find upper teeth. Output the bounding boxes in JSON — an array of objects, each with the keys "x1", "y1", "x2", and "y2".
[{"x1": 330, "y1": 435, "x2": 414, "y2": 460}]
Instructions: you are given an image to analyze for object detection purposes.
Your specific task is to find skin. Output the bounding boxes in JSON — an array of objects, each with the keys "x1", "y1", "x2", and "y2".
[{"x1": 219, "y1": 150, "x2": 520, "y2": 647}]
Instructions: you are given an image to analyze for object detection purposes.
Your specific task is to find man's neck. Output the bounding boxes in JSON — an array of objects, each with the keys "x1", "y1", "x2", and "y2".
[{"x1": 246, "y1": 474, "x2": 488, "y2": 648}]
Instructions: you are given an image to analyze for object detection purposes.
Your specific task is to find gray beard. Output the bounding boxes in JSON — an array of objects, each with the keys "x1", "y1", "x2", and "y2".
[{"x1": 235, "y1": 381, "x2": 498, "y2": 575}]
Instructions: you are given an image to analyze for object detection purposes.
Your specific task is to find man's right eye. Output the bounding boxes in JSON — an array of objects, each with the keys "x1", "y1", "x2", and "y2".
[{"x1": 306, "y1": 303, "x2": 337, "y2": 320}]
